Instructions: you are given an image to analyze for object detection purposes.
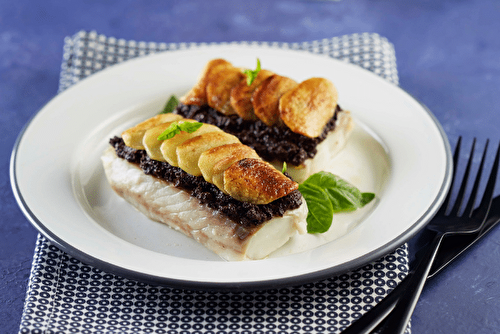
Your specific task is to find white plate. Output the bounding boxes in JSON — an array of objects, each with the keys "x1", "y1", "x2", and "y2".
[{"x1": 11, "y1": 45, "x2": 452, "y2": 290}]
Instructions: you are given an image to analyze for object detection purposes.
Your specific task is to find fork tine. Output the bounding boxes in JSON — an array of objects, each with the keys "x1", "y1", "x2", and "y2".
[
  {"x1": 463, "y1": 139, "x2": 489, "y2": 217},
  {"x1": 438, "y1": 137, "x2": 462, "y2": 216},
  {"x1": 472, "y1": 140, "x2": 500, "y2": 220},
  {"x1": 449, "y1": 138, "x2": 476, "y2": 216}
]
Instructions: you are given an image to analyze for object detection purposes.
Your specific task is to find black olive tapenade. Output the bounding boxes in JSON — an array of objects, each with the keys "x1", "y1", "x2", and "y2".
[
  {"x1": 110, "y1": 137, "x2": 303, "y2": 228},
  {"x1": 174, "y1": 103, "x2": 341, "y2": 166}
]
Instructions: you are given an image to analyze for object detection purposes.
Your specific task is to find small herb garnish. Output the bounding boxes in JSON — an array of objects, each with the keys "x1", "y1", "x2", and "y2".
[
  {"x1": 298, "y1": 171, "x2": 375, "y2": 234},
  {"x1": 160, "y1": 95, "x2": 180, "y2": 114},
  {"x1": 282, "y1": 162, "x2": 288, "y2": 174},
  {"x1": 157, "y1": 121, "x2": 203, "y2": 141},
  {"x1": 243, "y1": 58, "x2": 261, "y2": 86}
]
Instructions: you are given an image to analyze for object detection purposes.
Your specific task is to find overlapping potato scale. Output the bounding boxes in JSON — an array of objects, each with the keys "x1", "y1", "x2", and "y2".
[
  {"x1": 121, "y1": 114, "x2": 297, "y2": 204},
  {"x1": 180, "y1": 58, "x2": 339, "y2": 138}
]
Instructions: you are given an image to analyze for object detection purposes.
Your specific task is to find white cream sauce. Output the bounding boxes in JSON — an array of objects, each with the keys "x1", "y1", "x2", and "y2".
[{"x1": 269, "y1": 122, "x2": 391, "y2": 258}]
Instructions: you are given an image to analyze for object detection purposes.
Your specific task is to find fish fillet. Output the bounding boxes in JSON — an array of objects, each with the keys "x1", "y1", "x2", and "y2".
[{"x1": 101, "y1": 147, "x2": 308, "y2": 261}]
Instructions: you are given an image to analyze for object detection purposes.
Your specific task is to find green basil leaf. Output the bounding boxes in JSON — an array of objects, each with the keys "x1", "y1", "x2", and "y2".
[
  {"x1": 299, "y1": 183, "x2": 334, "y2": 234},
  {"x1": 157, "y1": 121, "x2": 203, "y2": 141},
  {"x1": 361, "y1": 192, "x2": 376, "y2": 205},
  {"x1": 282, "y1": 162, "x2": 288, "y2": 174},
  {"x1": 160, "y1": 95, "x2": 180, "y2": 114},
  {"x1": 178, "y1": 121, "x2": 203, "y2": 133},
  {"x1": 243, "y1": 58, "x2": 261, "y2": 86},
  {"x1": 299, "y1": 171, "x2": 375, "y2": 234},
  {"x1": 157, "y1": 123, "x2": 181, "y2": 141}
]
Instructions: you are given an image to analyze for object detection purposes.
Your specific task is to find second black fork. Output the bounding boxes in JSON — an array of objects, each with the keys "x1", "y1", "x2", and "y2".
[
  {"x1": 342, "y1": 137, "x2": 500, "y2": 334},
  {"x1": 375, "y1": 137, "x2": 500, "y2": 334}
]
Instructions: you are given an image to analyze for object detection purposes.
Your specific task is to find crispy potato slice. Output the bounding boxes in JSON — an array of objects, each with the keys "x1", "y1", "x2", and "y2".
[
  {"x1": 142, "y1": 121, "x2": 183, "y2": 161},
  {"x1": 252, "y1": 74, "x2": 298, "y2": 126},
  {"x1": 176, "y1": 132, "x2": 240, "y2": 176},
  {"x1": 229, "y1": 69, "x2": 274, "y2": 120},
  {"x1": 212, "y1": 153, "x2": 262, "y2": 191},
  {"x1": 159, "y1": 122, "x2": 222, "y2": 166},
  {"x1": 180, "y1": 58, "x2": 231, "y2": 106},
  {"x1": 223, "y1": 158, "x2": 298, "y2": 205},
  {"x1": 279, "y1": 77, "x2": 338, "y2": 138},
  {"x1": 122, "y1": 113, "x2": 183, "y2": 150},
  {"x1": 206, "y1": 65, "x2": 246, "y2": 115},
  {"x1": 198, "y1": 143, "x2": 260, "y2": 186}
]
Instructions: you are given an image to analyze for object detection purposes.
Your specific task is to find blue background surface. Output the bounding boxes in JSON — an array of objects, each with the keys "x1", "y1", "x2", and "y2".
[{"x1": 2, "y1": 0, "x2": 500, "y2": 333}]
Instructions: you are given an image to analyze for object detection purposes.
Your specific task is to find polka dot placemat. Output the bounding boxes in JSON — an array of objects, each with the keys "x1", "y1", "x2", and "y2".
[{"x1": 18, "y1": 31, "x2": 409, "y2": 334}]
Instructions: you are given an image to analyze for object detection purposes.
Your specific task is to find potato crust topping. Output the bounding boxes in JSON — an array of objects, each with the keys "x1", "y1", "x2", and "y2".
[
  {"x1": 119, "y1": 114, "x2": 298, "y2": 204},
  {"x1": 181, "y1": 58, "x2": 339, "y2": 138},
  {"x1": 224, "y1": 158, "x2": 299, "y2": 204}
]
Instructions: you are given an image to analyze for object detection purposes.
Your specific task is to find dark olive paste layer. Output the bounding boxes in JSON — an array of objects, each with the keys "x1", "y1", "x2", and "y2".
[
  {"x1": 110, "y1": 137, "x2": 303, "y2": 228},
  {"x1": 174, "y1": 103, "x2": 341, "y2": 166}
]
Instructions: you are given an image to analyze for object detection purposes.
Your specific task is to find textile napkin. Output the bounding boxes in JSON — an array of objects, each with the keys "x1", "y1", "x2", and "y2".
[{"x1": 18, "y1": 31, "x2": 408, "y2": 334}]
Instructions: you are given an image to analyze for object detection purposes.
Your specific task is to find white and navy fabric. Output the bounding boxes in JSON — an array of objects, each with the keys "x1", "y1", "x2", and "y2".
[{"x1": 19, "y1": 31, "x2": 409, "y2": 334}]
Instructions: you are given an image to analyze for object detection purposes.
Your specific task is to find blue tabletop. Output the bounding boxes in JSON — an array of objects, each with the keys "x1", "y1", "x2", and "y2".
[{"x1": 2, "y1": 1, "x2": 500, "y2": 333}]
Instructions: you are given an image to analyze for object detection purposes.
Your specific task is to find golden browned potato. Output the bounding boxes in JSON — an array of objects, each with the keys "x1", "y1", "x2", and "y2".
[
  {"x1": 206, "y1": 64, "x2": 246, "y2": 115},
  {"x1": 229, "y1": 69, "x2": 274, "y2": 120},
  {"x1": 252, "y1": 74, "x2": 298, "y2": 126},
  {"x1": 159, "y1": 122, "x2": 222, "y2": 166},
  {"x1": 122, "y1": 113, "x2": 183, "y2": 150},
  {"x1": 198, "y1": 143, "x2": 260, "y2": 187},
  {"x1": 180, "y1": 58, "x2": 231, "y2": 106},
  {"x1": 176, "y1": 132, "x2": 240, "y2": 176},
  {"x1": 279, "y1": 77, "x2": 338, "y2": 138},
  {"x1": 142, "y1": 121, "x2": 183, "y2": 161},
  {"x1": 198, "y1": 143, "x2": 257, "y2": 183},
  {"x1": 223, "y1": 158, "x2": 298, "y2": 205}
]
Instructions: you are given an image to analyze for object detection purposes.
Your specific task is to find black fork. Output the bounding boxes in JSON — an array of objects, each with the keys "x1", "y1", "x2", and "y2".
[{"x1": 342, "y1": 137, "x2": 500, "y2": 334}]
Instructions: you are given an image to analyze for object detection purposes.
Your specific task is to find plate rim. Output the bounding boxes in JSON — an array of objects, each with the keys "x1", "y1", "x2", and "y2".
[{"x1": 10, "y1": 44, "x2": 452, "y2": 291}]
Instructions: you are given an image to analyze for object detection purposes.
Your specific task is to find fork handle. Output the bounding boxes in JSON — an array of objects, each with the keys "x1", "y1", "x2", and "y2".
[
  {"x1": 340, "y1": 271, "x2": 411, "y2": 334},
  {"x1": 375, "y1": 233, "x2": 445, "y2": 334}
]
